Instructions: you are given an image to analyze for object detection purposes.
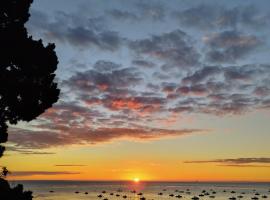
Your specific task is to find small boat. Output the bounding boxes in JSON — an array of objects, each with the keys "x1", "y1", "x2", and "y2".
[
  {"x1": 49, "y1": 191, "x2": 54, "y2": 193},
  {"x1": 158, "y1": 193, "x2": 163, "y2": 195},
  {"x1": 251, "y1": 197, "x2": 259, "y2": 200},
  {"x1": 255, "y1": 193, "x2": 260, "y2": 196},
  {"x1": 169, "y1": 194, "x2": 174, "y2": 197},
  {"x1": 199, "y1": 194, "x2": 204, "y2": 197},
  {"x1": 103, "y1": 199, "x2": 108, "y2": 200},
  {"x1": 123, "y1": 195, "x2": 127, "y2": 198},
  {"x1": 85, "y1": 192, "x2": 88, "y2": 195},
  {"x1": 262, "y1": 196, "x2": 268, "y2": 198},
  {"x1": 98, "y1": 195, "x2": 103, "y2": 198},
  {"x1": 140, "y1": 197, "x2": 146, "y2": 200},
  {"x1": 229, "y1": 197, "x2": 236, "y2": 200},
  {"x1": 176, "y1": 195, "x2": 182, "y2": 198},
  {"x1": 231, "y1": 191, "x2": 236, "y2": 194},
  {"x1": 102, "y1": 191, "x2": 106, "y2": 194},
  {"x1": 237, "y1": 195, "x2": 243, "y2": 198},
  {"x1": 75, "y1": 191, "x2": 79, "y2": 194},
  {"x1": 138, "y1": 193, "x2": 143, "y2": 196},
  {"x1": 116, "y1": 194, "x2": 120, "y2": 197},
  {"x1": 191, "y1": 196, "x2": 199, "y2": 200},
  {"x1": 110, "y1": 193, "x2": 114, "y2": 195}
]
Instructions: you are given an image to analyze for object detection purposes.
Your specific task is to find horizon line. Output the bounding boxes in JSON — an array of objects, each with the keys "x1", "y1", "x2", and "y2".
[{"x1": 8, "y1": 179, "x2": 270, "y2": 183}]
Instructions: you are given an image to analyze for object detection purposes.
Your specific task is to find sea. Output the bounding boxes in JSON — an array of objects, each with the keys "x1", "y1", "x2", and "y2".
[{"x1": 9, "y1": 181, "x2": 270, "y2": 200}]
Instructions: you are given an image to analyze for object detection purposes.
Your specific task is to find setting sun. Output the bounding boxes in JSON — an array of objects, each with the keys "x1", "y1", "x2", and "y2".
[{"x1": 133, "y1": 178, "x2": 140, "y2": 183}]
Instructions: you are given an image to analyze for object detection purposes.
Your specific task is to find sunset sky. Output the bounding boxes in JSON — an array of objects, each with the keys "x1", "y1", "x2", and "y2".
[{"x1": 2, "y1": 0, "x2": 270, "y2": 181}]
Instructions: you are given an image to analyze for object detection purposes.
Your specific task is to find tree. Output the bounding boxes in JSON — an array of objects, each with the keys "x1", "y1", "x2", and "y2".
[
  {"x1": 0, "y1": 0, "x2": 60, "y2": 199},
  {"x1": 0, "y1": 167, "x2": 10, "y2": 178},
  {"x1": 0, "y1": 0, "x2": 59, "y2": 157}
]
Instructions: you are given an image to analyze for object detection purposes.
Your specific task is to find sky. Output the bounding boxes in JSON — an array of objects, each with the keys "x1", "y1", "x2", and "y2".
[{"x1": 2, "y1": 0, "x2": 270, "y2": 181}]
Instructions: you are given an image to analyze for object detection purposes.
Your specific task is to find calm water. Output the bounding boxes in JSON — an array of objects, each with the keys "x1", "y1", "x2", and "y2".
[{"x1": 9, "y1": 181, "x2": 270, "y2": 200}]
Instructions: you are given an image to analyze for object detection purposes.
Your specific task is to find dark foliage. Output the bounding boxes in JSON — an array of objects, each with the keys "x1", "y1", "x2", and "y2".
[
  {"x1": 0, "y1": 178, "x2": 33, "y2": 200},
  {"x1": 0, "y1": 0, "x2": 60, "y2": 157},
  {"x1": 0, "y1": 0, "x2": 60, "y2": 199},
  {"x1": 0, "y1": 167, "x2": 10, "y2": 178}
]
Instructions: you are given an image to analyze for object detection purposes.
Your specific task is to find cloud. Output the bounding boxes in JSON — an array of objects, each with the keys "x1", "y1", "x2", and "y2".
[
  {"x1": 63, "y1": 66, "x2": 142, "y2": 95},
  {"x1": 9, "y1": 171, "x2": 80, "y2": 176},
  {"x1": 132, "y1": 60, "x2": 155, "y2": 68},
  {"x1": 218, "y1": 164, "x2": 270, "y2": 168},
  {"x1": 20, "y1": 3, "x2": 270, "y2": 151},
  {"x1": 27, "y1": 10, "x2": 124, "y2": 51},
  {"x1": 129, "y1": 30, "x2": 200, "y2": 69},
  {"x1": 135, "y1": 2, "x2": 165, "y2": 21},
  {"x1": 6, "y1": 146, "x2": 55, "y2": 155},
  {"x1": 8, "y1": 126, "x2": 204, "y2": 149},
  {"x1": 182, "y1": 66, "x2": 221, "y2": 84},
  {"x1": 169, "y1": 64, "x2": 270, "y2": 115},
  {"x1": 99, "y1": 95, "x2": 166, "y2": 113},
  {"x1": 173, "y1": 4, "x2": 269, "y2": 30},
  {"x1": 108, "y1": 9, "x2": 139, "y2": 21},
  {"x1": 204, "y1": 31, "x2": 261, "y2": 63},
  {"x1": 184, "y1": 157, "x2": 270, "y2": 164},
  {"x1": 107, "y1": 1, "x2": 165, "y2": 22},
  {"x1": 93, "y1": 60, "x2": 121, "y2": 72},
  {"x1": 55, "y1": 165, "x2": 87, "y2": 167}
]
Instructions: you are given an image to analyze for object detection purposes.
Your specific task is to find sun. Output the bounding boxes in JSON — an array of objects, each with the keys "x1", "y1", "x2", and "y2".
[{"x1": 133, "y1": 178, "x2": 140, "y2": 183}]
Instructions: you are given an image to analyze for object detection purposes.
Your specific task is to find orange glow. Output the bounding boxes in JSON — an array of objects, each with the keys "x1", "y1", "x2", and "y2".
[{"x1": 133, "y1": 177, "x2": 140, "y2": 183}]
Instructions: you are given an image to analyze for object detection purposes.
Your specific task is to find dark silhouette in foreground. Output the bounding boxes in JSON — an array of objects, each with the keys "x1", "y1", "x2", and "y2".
[
  {"x1": 0, "y1": 178, "x2": 32, "y2": 200},
  {"x1": 0, "y1": 0, "x2": 60, "y2": 199}
]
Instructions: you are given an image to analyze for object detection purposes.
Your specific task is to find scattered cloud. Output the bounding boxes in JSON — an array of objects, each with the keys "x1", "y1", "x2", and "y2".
[
  {"x1": 108, "y1": 9, "x2": 139, "y2": 21},
  {"x1": 204, "y1": 31, "x2": 261, "y2": 63},
  {"x1": 184, "y1": 157, "x2": 270, "y2": 164},
  {"x1": 132, "y1": 59, "x2": 155, "y2": 68},
  {"x1": 8, "y1": 126, "x2": 205, "y2": 149},
  {"x1": 129, "y1": 30, "x2": 200, "y2": 69},
  {"x1": 173, "y1": 4, "x2": 270, "y2": 30},
  {"x1": 6, "y1": 146, "x2": 56, "y2": 155},
  {"x1": 17, "y1": 1, "x2": 270, "y2": 151},
  {"x1": 107, "y1": 2, "x2": 165, "y2": 22},
  {"x1": 27, "y1": 10, "x2": 124, "y2": 51},
  {"x1": 63, "y1": 65, "x2": 142, "y2": 95},
  {"x1": 9, "y1": 171, "x2": 80, "y2": 176}
]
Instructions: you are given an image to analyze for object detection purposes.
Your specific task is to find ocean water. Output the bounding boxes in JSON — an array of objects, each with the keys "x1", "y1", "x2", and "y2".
[{"x1": 9, "y1": 181, "x2": 270, "y2": 200}]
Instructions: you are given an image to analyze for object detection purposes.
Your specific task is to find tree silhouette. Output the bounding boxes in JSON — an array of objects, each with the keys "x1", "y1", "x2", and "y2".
[
  {"x1": 0, "y1": 0, "x2": 59, "y2": 157},
  {"x1": 0, "y1": 0, "x2": 60, "y2": 199}
]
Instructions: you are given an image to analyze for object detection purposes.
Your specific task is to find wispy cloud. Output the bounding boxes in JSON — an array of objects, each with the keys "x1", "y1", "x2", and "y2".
[
  {"x1": 9, "y1": 171, "x2": 80, "y2": 176},
  {"x1": 218, "y1": 164, "x2": 270, "y2": 168},
  {"x1": 55, "y1": 165, "x2": 87, "y2": 167},
  {"x1": 184, "y1": 158, "x2": 270, "y2": 166},
  {"x1": 8, "y1": 126, "x2": 205, "y2": 149}
]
